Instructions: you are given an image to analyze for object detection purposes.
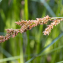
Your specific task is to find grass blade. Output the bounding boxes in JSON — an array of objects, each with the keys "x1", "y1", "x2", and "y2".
[
  {"x1": 56, "y1": 61, "x2": 63, "y2": 63},
  {"x1": 40, "y1": 0, "x2": 56, "y2": 17},
  {"x1": 0, "y1": 56, "x2": 20, "y2": 62},
  {"x1": 25, "y1": 32, "x2": 63, "y2": 63}
]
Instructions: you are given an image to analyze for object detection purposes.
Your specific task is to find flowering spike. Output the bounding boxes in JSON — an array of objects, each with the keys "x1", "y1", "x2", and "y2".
[{"x1": 0, "y1": 15, "x2": 63, "y2": 43}]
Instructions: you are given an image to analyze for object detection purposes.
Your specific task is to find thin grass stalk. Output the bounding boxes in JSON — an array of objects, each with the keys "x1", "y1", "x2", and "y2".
[
  {"x1": 20, "y1": 34, "x2": 24, "y2": 63},
  {"x1": 35, "y1": 12, "x2": 46, "y2": 63},
  {"x1": 39, "y1": 8, "x2": 46, "y2": 63},
  {"x1": 51, "y1": 1, "x2": 62, "y2": 63},
  {"x1": 60, "y1": 1, "x2": 63, "y2": 61},
  {"x1": 19, "y1": 0, "x2": 24, "y2": 63},
  {"x1": 24, "y1": 0, "x2": 31, "y2": 62}
]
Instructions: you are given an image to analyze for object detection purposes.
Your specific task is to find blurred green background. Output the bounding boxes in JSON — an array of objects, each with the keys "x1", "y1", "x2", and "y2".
[{"x1": 0, "y1": 0, "x2": 63, "y2": 63}]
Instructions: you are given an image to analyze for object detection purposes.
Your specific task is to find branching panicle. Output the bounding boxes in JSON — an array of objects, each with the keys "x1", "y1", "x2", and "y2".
[{"x1": 0, "y1": 15, "x2": 63, "y2": 43}]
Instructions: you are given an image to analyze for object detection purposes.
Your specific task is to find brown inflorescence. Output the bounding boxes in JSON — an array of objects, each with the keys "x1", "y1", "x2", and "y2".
[
  {"x1": 43, "y1": 19, "x2": 63, "y2": 35},
  {"x1": 0, "y1": 15, "x2": 63, "y2": 43}
]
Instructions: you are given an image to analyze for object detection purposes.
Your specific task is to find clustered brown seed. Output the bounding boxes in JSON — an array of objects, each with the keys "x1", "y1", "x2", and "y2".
[
  {"x1": 43, "y1": 19, "x2": 63, "y2": 35},
  {"x1": 0, "y1": 29, "x2": 19, "y2": 43},
  {"x1": 0, "y1": 15, "x2": 63, "y2": 43},
  {"x1": 15, "y1": 15, "x2": 50, "y2": 33}
]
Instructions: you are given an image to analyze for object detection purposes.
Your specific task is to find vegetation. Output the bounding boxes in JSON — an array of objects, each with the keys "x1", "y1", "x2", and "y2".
[{"x1": 0, "y1": 0, "x2": 63, "y2": 63}]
